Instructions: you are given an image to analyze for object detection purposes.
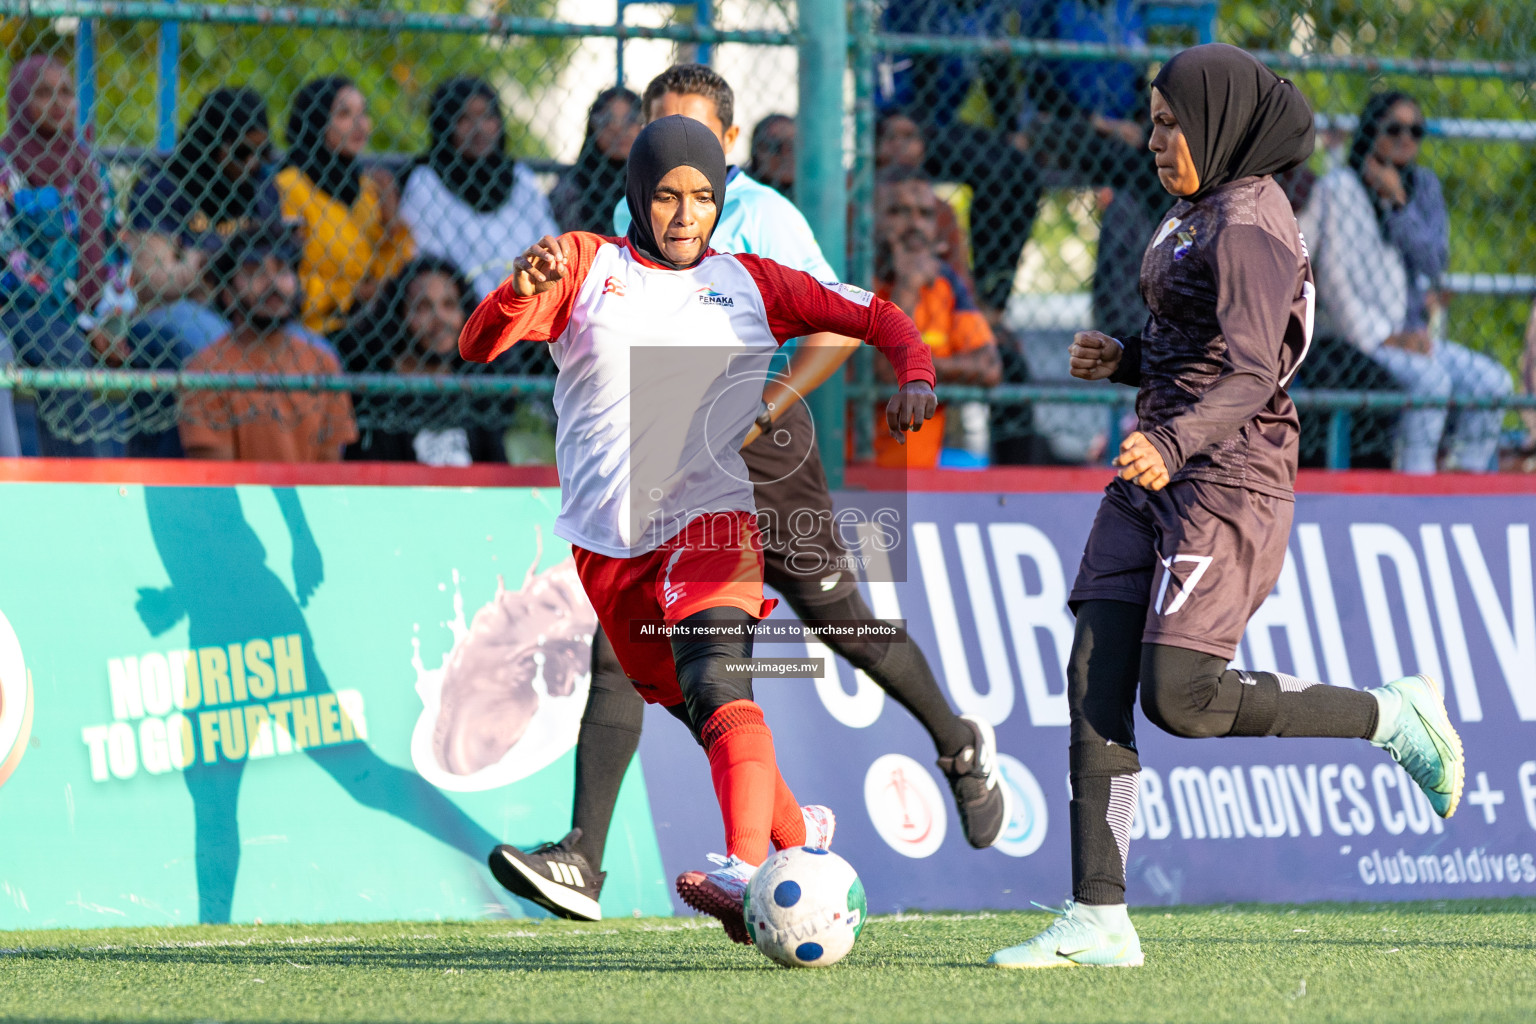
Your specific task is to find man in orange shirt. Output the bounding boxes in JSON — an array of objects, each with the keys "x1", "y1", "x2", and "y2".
[
  {"x1": 179, "y1": 226, "x2": 358, "y2": 461},
  {"x1": 871, "y1": 166, "x2": 1000, "y2": 467}
]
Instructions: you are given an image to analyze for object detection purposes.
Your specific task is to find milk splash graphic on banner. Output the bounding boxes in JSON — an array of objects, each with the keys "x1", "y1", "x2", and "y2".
[{"x1": 410, "y1": 544, "x2": 597, "y2": 793}]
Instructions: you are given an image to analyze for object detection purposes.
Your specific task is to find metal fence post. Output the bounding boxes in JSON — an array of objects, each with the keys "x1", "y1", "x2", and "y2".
[
  {"x1": 157, "y1": 11, "x2": 180, "y2": 152},
  {"x1": 847, "y1": 0, "x2": 877, "y2": 464},
  {"x1": 75, "y1": 18, "x2": 96, "y2": 135},
  {"x1": 797, "y1": 0, "x2": 848, "y2": 488},
  {"x1": 1326, "y1": 409, "x2": 1353, "y2": 470},
  {"x1": 695, "y1": 0, "x2": 713, "y2": 66}
]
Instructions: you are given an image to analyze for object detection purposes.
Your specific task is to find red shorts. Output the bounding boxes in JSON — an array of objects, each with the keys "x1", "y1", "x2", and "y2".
[{"x1": 572, "y1": 510, "x2": 777, "y2": 706}]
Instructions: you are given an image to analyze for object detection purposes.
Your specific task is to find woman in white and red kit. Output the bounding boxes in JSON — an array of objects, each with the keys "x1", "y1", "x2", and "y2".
[{"x1": 460, "y1": 115, "x2": 936, "y2": 941}]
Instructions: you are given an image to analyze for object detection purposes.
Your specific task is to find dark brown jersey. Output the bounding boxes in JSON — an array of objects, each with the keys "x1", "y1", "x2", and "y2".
[{"x1": 1110, "y1": 175, "x2": 1314, "y2": 498}]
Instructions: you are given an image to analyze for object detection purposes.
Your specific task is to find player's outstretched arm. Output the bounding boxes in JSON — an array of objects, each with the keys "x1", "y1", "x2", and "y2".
[
  {"x1": 733, "y1": 252, "x2": 937, "y2": 440},
  {"x1": 460, "y1": 233, "x2": 592, "y2": 363}
]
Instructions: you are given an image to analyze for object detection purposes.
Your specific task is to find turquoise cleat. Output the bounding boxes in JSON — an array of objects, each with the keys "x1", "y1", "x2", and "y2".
[
  {"x1": 988, "y1": 900, "x2": 1144, "y2": 969},
  {"x1": 1370, "y1": 674, "x2": 1465, "y2": 818}
]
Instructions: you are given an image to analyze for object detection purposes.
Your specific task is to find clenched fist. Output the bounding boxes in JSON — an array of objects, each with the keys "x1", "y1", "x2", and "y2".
[
  {"x1": 1068, "y1": 331, "x2": 1124, "y2": 381},
  {"x1": 511, "y1": 235, "x2": 572, "y2": 297}
]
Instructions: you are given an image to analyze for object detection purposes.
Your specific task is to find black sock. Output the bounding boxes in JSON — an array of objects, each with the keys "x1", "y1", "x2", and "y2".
[
  {"x1": 1067, "y1": 601, "x2": 1147, "y2": 906},
  {"x1": 570, "y1": 627, "x2": 645, "y2": 872},
  {"x1": 865, "y1": 638, "x2": 972, "y2": 757},
  {"x1": 1070, "y1": 754, "x2": 1142, "y2": 907},
  {"x1": 798, "y1": 590, "x2": 971, "y2": 757},
  {"x1": 1142, "y1": 645, "x2": 1378, "y2": 739},
  {"x1": 1263, "y1": 672, "x2": 1379, "y2": 739}
]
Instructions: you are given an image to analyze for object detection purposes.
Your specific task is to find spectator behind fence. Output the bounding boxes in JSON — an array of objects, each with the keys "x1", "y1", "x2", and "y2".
[
  {"x1": 0, "y1": 54, "x2": 150, "y2": 457},
  {"x1": 876, "y1": 0, "x2": 1150, "y2": 315},
  {"x1": 870, "y1": 166, "x2": 999, "y2": 468},
  {"x1": 874, "y1": 110, "x2": 976, "y2": 300},
  {"x1": 400, "y1": 77, "x2": 559, "y2": 301},
  {"x1": 128, "y1": 87, "x2": 284, "y2": 352},
  {"x1": 1302, "y1": 91, "x2": 1513, "y2": 473},
  {"x1": 551, "y1": 87, "x2": 641, "y2": 234},
  {"x1": 1088, "y1": 91, "x2": 1166, "y2": 340},
  {"x1": 747, "y1": 113, "x2": 795, "y2": 197},
  {"x1": 277, "y1": 76, "x2": 414, "y2": 334},
  {"x1": 872, "y1": 1, "x2": 1040, "y2": 318},
  {"x1": 335, "y1": 256, "x2": 505, "y2": 465},
  {"x1": 1024, "y1": 0, "x2": 1151, "y2": 182},
  {"x1": 179, "y1": 225, "x2": 356, "y2": 461}
]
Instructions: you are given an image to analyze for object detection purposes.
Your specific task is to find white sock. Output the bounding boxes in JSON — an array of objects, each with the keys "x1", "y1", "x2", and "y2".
[
  {"x1": 1073, "y1": 902, "x2": 1132, "y2": 931},
  {"x1": 1370, "y1": 687, "x2": 1403, "y2": 743}
]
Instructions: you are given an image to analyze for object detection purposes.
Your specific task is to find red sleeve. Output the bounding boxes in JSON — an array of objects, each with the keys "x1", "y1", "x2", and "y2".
[
  {"x1": 735, "y1": 253, "x2": 935, "y2": 388},
  {"x1": 459, "y1": 232, "x2": 607, "y2": 363}
]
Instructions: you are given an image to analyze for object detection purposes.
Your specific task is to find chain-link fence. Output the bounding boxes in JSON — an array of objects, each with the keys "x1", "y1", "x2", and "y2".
[
  {"x1": 851, "y1": 0, "x2": 1536, "y2": 472},
  {"x1": 0, "y1": 1, "x2": 1532, "y2": 471},
  {"x1": 0, "y1": 0, "x2": 800, "y2": 461}
]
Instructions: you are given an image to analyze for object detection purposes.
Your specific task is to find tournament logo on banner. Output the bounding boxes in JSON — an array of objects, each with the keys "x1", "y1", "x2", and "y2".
[
  {"x1": 864, "y1": 753, "x2": 947, "y2": 858},
  {"x1": 993, "y1": 755, "x2": 1049, "y2": 859}
]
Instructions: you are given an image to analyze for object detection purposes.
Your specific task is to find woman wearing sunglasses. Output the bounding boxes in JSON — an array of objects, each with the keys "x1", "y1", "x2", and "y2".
[{"x1": 1303, "y1": 90, "x2": 1513, "y2": 473}]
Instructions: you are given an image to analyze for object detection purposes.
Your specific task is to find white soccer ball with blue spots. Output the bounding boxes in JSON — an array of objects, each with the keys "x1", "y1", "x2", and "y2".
[{"x1": 743, "y1": 846, "x2": 866, "y2": 968}]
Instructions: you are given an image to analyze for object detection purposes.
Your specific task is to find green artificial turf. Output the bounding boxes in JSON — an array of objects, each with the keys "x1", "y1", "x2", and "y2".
[{"x1": 1, "y1": 899, "x2": 1533, "y2": 1023}]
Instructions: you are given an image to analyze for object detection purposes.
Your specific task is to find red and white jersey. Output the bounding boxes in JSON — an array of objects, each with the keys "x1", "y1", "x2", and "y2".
[{"x1": 462, "y1": 232, "x2": 934, "y2": 558}]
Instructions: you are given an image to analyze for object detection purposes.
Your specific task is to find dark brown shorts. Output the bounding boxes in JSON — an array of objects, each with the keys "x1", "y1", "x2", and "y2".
[{"x1": 1069, "y1": 477, "x2": 1294, "y2": 660}]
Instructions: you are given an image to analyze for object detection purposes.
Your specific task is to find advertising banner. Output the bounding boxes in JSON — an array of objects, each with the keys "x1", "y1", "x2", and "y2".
[
  {"x1": 639, "y1": 486, "x2": 1536, "y2": 912},
  {"x1": 1, "y1": 471, "x2": 1532, "y2": 929},
  {"x1": 0, "y1": 480, "x2": 672, "y2": 929}
]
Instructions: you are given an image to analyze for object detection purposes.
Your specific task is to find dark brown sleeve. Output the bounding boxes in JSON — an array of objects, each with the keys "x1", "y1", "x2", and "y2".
[
  {"x1": 1140, "y1": 226, "x2": 1294, "y2": 474},
  {"x1": 1109, "y1": 335, "x2": 1143, "y2": 387}
]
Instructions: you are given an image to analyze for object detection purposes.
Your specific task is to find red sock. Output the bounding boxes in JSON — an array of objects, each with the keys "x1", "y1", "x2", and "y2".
[
  {"x1": 769, "y1": 770, "x2": 806, "y2": 850},
  {"x1": 700, "y1": 700, "x2": 780, "y2": 865}
]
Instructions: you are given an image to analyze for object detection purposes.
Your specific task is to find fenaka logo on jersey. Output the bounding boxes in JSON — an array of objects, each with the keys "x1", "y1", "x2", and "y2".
[
  {"x1": 602, "y1": 276, "x2": 626, "y2": 298},
  {"x1": 696, "y1": 285, "x2": 734, "y2": 307}
]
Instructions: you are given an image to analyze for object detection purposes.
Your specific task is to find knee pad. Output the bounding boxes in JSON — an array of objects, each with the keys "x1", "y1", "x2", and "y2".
[
  {"x1": 671, "y1": 606, "x2": 756, "y2": 736},
  {"x1": 1140, "y1": 644, "x2": 1235, "y2": 739},
  {"x1": 1069, "y1": 739, "x2": 1141, "y2": 780}
]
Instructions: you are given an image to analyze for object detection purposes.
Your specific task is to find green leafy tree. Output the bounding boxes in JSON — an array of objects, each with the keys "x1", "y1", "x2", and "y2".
[{"x1": 4, "y1": 1, "x2": 572, "y2": 159}]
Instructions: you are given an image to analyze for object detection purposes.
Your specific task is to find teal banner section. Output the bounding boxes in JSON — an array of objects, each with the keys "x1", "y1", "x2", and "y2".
[{"x1": 0, "y1": 483, "x2": 673, "y2": 929}]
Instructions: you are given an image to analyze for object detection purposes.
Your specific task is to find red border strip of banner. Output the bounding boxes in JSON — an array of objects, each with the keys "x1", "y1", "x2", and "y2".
[
  {"x1": 844, "y1": 466, "x2": 1536, "y2": 495},
  {"x1": 0, "y1": 458, "x2": 560, "y2": 488},
  {"x1": 1, "y1": 459, "x2": 1533, "y2": 495}
]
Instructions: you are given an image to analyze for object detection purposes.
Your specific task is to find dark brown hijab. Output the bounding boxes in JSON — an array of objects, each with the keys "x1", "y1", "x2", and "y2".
[{"x1": 1151, "y1": 43, "x2": 1315, "y2": 202}]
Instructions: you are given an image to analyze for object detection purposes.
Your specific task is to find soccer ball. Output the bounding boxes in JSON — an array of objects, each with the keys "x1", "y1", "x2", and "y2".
[{"x1": 743, "y1": 847, "x2": 866, "y2": 968}]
